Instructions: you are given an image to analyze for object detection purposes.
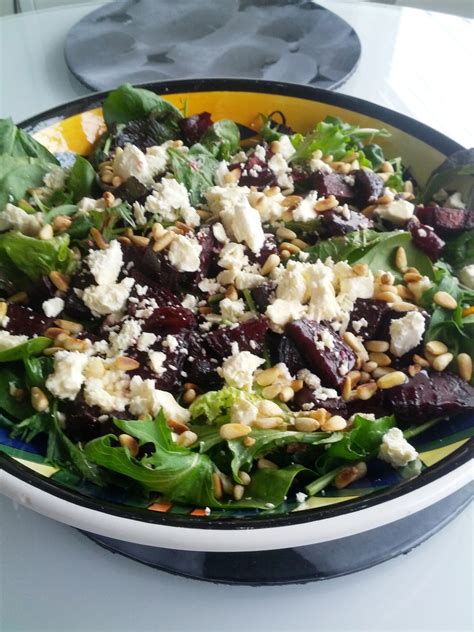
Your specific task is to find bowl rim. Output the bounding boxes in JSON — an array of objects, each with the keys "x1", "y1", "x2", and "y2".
[{"x1": 1, "y1": 78, "x2": 471, "y2": 546}]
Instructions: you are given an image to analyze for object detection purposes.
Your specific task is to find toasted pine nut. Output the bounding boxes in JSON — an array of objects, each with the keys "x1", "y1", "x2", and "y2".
[
  {"x1": 31, "y1": 387, "x2": 49, "y2": 412},
  {"x1": 278, "y1": 386, "x2": 294, "y2": 402},
  {"x1": 335, "y1": 462, "x2": 367, "y2": 489},
  {"x1": 396, "y1": 285, "x2": 414, "y2": 300},
  {"x1": 404, "y1": 180, "x2": 414, "y2": 194},
  {"x1": 314, "y1": 195, "x2": 338, "y2": 212},
  {"x1": 199, "y1": 306, "x2": 213, "y2": 315},
  {"x1": 257, "y1": 457, "x2": 278, "y2": 470},
  {"x1": 322, "y1": 415, "x2": 347, "y2": 432},
  {"x1": 374, "y1": 291, "x2": 401, "y2": 303},
  {"x1": 239, "y1": 471, "x2": 251, "y2": 486},
  {"x1": 113, "y1": 356, "x2": 140, "y2": 372},
  {"x1": 433, "y1": 291, "x2": 457, "y2": 310},
  {"x1": 404, "y1": 271, "x2": 423, "y2": 283},
  {"x1": 343, "y1": 331, "x2": 369, "y2": 362},
  {"x1": 233, "y1": 484, "x2": 245, "y2": 501},
  {"x1": 45, "y1": 327, "x2": 68, "y2": 339},
  {"x1": 412, "y1": 354, "x2": 430, "y2": 368},
  {"x1": 381, "y1": 161, "x2": 394, "y2": 173},
  {"x1": 342, "y1": 376, "x2": 352, "y2": 401},
  {"x1": 276, "y1": 226, "x2": 297, "y2": 241},
  {"x1": 292, "y1": 238, "x2": 309, "y2": 250},
  {"x1": 256, "y1": 400, "x2": 284, "y2": 417},
  {"x1": 219, "y1": 423, "x2": 252, "y2": 440},
  {"x1": 62, "y1": 337, "x2": 90, "y2": 352},
  {"x1": 224, "y1": 285, "x2": 238, "y2": 301},
  {"x1": 432, "y1": 352, "x2": 453, "y2": 372},
  {"x1": 54, "y1": 319, "x2": 83, "y2": 334},
  {"x1": 256, "y1": 366, "x2": 280, "y2": 387},
  {"x1": 359, "y1": 371, "x2": 371, "y2": 383},
  {"x1": 457, "y1": 353, "x2": 473, "y2": 382},
  {"x1": 151, "y1": 223, "x2": 166, "y2": 240},
  {"x1": 243, "y1": 436, "x2": 256, "y2": 447},
  {"x1": 279, "y1": 249, "x2": 291, "y2": 260},
  {"x1": 223, "y1": 168, "x2": 241, "y2": 185},
  {"x1": 0, "y1": 301, "x2": 7, "y2": 319},
  {"x1": 130, "y1": 235, "x2": 150, "y2": 248},
  {"x1": 372, "y1": 367, "x2": 396, "y2": 379},
  {"x1": 362, "y1": 361, "x2": 378, "y2": 373},
  {"x1": 152, "y1": 231, "x2": 176, "y2": 252},
  {"x1": 176, "y1": 430, "x2": 198, "y2": 448},
  {"x1": 183, "y1": 382, "x2": 198, "y2": 391},
  {"x1": 111, "y1": 175, "x2": 123, "y2": 188},
  {"x1": 352, "y1": 263, "x2": 369, "y2": 277},
  {"x1": 377, "y1": 371, "x2": 407, "y2": 389},
  {"x1": 294, "y1": 417, "x2": 320, "y2": 432},
  {"x1": 102, "y1": 191, "x2": 115, "y2": 208},
  {"x1": 90, "y1": 227, "x2": 108, "y2": 250},
  {"x1": 253, "y1": 416, "x2": 282, "y2": 430},
  {"x1": 182, "y1": 388, "x2": 197, "y2": 405},
  {"x1": 356, "y1": 382, "x2": 378, "y2": 400},
  {"x1": 43, "y1": 346, "x2": 62, "y2": 356},
  {"x1": 119, "y1": 434, "x2": 139, "y2": 457},
  {"x1": 291, "y1": 379, "x2": 304, "y2": 393},
  {"x1": 212, "y1": 473, "x2": 223, "y2": 499},
  {"x1": 375, "y1": 192, "x2": 394, "y2": 205},
  {"x1": 281, "y1": 195, "x2": 302, "y2": 208},
  {"x1": 279, "y1": 241, "x2": 300, "y2": 255},
  {"x1": 261, "y1": 253, "x2": 281, "y2": 276},
  {"x1": 262, "y1": 384, "x2": 282, "y2": 399},
  {"x1": 8, "y1": 291, "x2": 28, "y2": 304},
  {"x1": 369, "y1": 351, "x2": 392, "y2": 367},
  {"x1": 347, "y1": 370, "x2": 361, "y2": 387},
  {"x1": 425, "y1": 340, "x2": 448, "y2": 356},
  {"x1": 377, "y1": 283, "x2": 397, "y2": 294},
  {"x1": 365, "y1": 340, "x2": 389, "y2": 353},
  {"x1": 408, "y1": 364, "x2": 422, "y2": 377},
  {"x1": 39, "y1": 224, "x2": 54, "y2": 240},
  {"x1": 309, "y1": 408, "x2": 331, "y2": 423},
  {"x1": 390, "y1": 301, "x2": 418, "y2": 312}
]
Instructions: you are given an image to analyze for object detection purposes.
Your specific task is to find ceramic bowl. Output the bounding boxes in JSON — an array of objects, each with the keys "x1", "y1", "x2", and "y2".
[{"x1": 0, "y1": 79, "x2": 472, "y2": 584}]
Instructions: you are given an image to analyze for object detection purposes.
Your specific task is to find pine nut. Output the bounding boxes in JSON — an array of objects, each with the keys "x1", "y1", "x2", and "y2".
[
  {"x1": 225, "y1": 285, "x2": 238, "y2": 301},
  {"x1": 257, "y1": 458, "x2": 278, "y2": 470},
  {"x1": 278, "y1": 386, "x2": 294, "y2": 402},
  {"x1": 335, "y1": 462, "x2": 367, "y2": 489},
  {"x1": 45, "y1": 327, "x2": 68, "y2": 339},
  {"x1": 262, "y1": 384, "x2": 282, "y2": 399},
  {"x1": 100, "y1": 172, "x2": 113, "y2": 184},
  {"x1": 457, "y1": 353, "x2": 473, "y2": 382},
  {"x1": 119, "y1": 434, "x2": 139, "y2": 457},
  {"x1": 152, "y1": 231, "x2": 176, "y2": 252},
  {"x1": 54, "y1": 319, "x2": 83, "y2": 334},
  {"x1": 261, "y1": 253, "x2": 281, "y2": 276},
  {"x1": 425, "y1": 340, "x2": 448, "y2": 356},
  {"x1": 31, "y1": 387, "x2": 49, "y2": 412},
  {"x1": 276, "y1": 227, "x2": 297, "y2": 241},
  {"x1": 233, "y1": 484, "x2": 245, "y2": 501},
  {"x1": 377, "y1": 371, "x2": 407, "y2": 389},
  {"x1": 342, "y1": 376, "x2": 352, "y2": 401},
  {"x1": 352, "y1": 263, "x2": 369, "y2": 277},
  {"x1": 243, "y1": 436, "x2": 256, "y2": 447},
  {"x1": 396, "y1": 285, "x2": 414, "y2": 300},
  {"x1": 212, "y1": 473, "x2": 223, "y2": 499},
  {"x1": 62, "y1": 336, "x2": 89, "y2": 352},
  {"x1": 356, "y1": 381, "x2": 378, "y2": 400},
  {"x1": 117, "y1": 236, "x2": 131, "y2": 246},
  {"x1": 265, "y1": 186, "x2": 281, "y2": 197},
  {"x1": 294, "y1": 417, "x2": 320, "y2": 432},
  {"x1": 362, "y1": 361, "x2": 378, "y2": 373},
  {"x1": 412, "y1": 354, "x2": 430, "y2": 368},
  {"x1": 279, "y1": 241, "x2": 300, "y2": 255},
  {"x1": 374, "y1": 291, "x2": 401, "y2": 303},
  {"x1": 390, "y1": 301, "x2": 417, "y2": 312},
  {"x1": 314, "y1": 195, "x2": 338, "y2": 212},
  {"x1": 322, "y1": 415, "x2": 347, "y2": 432},
  {"x1": 151, "y1": 223, "x2": 166, "y2": 240},
  {"x1": 432, "y1": 352, "x2": 453, "y2": 371},
  {"x1": 433, "y1": 291, "x2": 457, "y2": 310},
  {"x1": 404, "y1": 271, "x2": 422, "y2": 283},
  {"x1": 39, "y1": 224, "x2": 53, "y2": 240},
  {"x1": 239, "y1": 471, "x2": 251, "y2": 486},
  {"x1": 372, "y1": 366, "x2": 396, "y2": 379},
  {"x1": 377, "y1": 283, "x2": 397, "y2": 294},
  {"x1": 113, "y1": 356, "x2": 140, "y2": 372},
  {"x1": 183, "y1": 382, "x2": 198, "y2": 391},
  {"x1": 102, "y1": 191, "x2": 115, "y2": 208},
  {"x1": 43, "y1": 347, "x2": 62, "y2": 356},
  {"x1": 219, "y1": 423, "x2": 252, "y2": 440},
  {"x1": 292, "y1": 238, "x2": 309, "y2": 250},
  {"x1": 199, "y1": 306, "x2": 212, "y2": 315},
  {"x1": 380, "y1": 272, "x2": 395, "y2": 285},
  {"x1": 365, "y1": 340, "x2": 389, "y2": 353},
  {"x1": 348, "y1": 370, "x2": 361, "y2": 387},
  {"x1": 256, "y1": 400, "x2": 284, "y2": 417},
  {"x1": 0, "y1": 301, "x2": 7, "y2": 319},
  {"x1": 84, "y1": 357, "x2": 106, "y2": 379},
  {"x1": 395, "y1": 245, "x2": 409, "y2": 273},
  {"x1": 343, "y1": 331, "x2": 369, "y2": 361},
  {"x1": 309, "y1": 408, "x2": 331, "y2": 423},
  {"x1": 381, "y1": 161, "x2": 394, "y2": 173},
  {"x1": 408, "y1": 364, "x2": 422, "y2": 377},
  {"x1": 375, "y1": 193, "x2": 394, "y2": 205},
  {"x1": 167, "y1": 419, "x2": 189, "y2": 434},
  {"x1": 182, "y1": 388, "x2": 197, "y2": 405},
  {"x1": 404, "y1": 180, "x2": 414, "y2": 194},
  {"x1": 49, "y1": 270, "x2": 69, "y2": 292},
  {"x1": 281, "y1": 195, "x2": 302, "y2": 208},
  {"x1": 90, "y1": 227, "x2": 108, "y2": 250},
  {"x1": 256, "y1": 366, "x2": 280, "y2": 387},
  {"x1": 130, "y1": 235, "x2": 150, "y2": 248},
  {"x1": 253, "y1": 416, "x2": 282, "y2": 430},
  {"x1": 359, "y1": 371, "x2": 371, "y2": 383},
  {"x1": 369, "y1": 351, "x2": 392, "y2": 367},
  {"x1": 111, "y1": 175, "x2": 123, "y2": 188},
  {"x1": 279, "y1": 249, "x2": 291, "y2": 260},
  {"x1": 176, "y1": 430, "x2": 198, "y2": 448}
]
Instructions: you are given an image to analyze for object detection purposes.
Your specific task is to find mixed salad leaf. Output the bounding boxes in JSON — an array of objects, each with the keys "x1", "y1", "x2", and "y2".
[{"x1": 0, "y1": 84, "x2": 472, "y2": 514}]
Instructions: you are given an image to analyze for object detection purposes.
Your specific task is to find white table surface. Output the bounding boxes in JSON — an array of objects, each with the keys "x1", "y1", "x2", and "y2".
[{"x1": 0, "y1": 2, "x2": 473, "y2": 631}]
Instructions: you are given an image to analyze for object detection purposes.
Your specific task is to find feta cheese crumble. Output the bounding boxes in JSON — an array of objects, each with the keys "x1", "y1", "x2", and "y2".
[
  {"x1": 46, "y1": 350, "x2": 89, "y2": 400},
  {"x1": 42, "y1": 297, "x2": 64, "y2": 318},
  {"x1": 218, "y1": 350, "x2": 265, "y2": 390},
  {"x1": 168, "y1": 234, "x2": 202, "y2": 272},
  {"x1": 374, "y1": 200, "x2": 415, "y2": 225},
  {"x1": 389, "y1": 311, "x2": 425, "y2": 357},
  {"x1": 378, "y1": 427, "x2": 418, "y2": 467}
]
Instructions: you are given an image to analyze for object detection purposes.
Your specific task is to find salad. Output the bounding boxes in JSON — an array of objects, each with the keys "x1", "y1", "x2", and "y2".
[{"x1": 0, "y1": 84, "x2": 473, "y2": 513}]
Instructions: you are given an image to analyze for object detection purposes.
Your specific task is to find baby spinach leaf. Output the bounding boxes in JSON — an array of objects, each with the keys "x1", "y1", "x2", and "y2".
[
  {"x1": 0, "y1": 337, "x2": 51, "y2": 363},
  {"x1": 66, "y1": 155, "x2": 97, "y2": 202},
  {"x1": 443, "y1": 230, "x2": 474, "y2": 269},
  {"x1": 422, "y1": 148, "x2": 474, "y2": 206},
  {"x1": 241, "y1": 464, "x2": 308, "y2": 508},
  {"x1": 200, "y1": 120, "x2": 240, "y2": 161},
  {"x1": 363, "y1": 143, "x2": 385, "y2": 170},
  {"x1": 0, "y1": 367, "x2": 33, "y2": 419},
  {"x1": 168, "y1": 144, "x2": 219, "y2": 206},
  {"x1": 24, "y1": 356, "x2": 53, "y2": 389},
  {"x1": 103, "y1": 83, "x2": 182, "y2": 127},
  {"x1": 10, "y1": 411, "x2": 49, "y2": 443},
  {"x1": 0, "y1": 155, "x2": 48, "y2": 210},
  {"x1": 43, "y1": 204, "x2": 78, "y2": 224},
  {"x1": 0, "y1": 118, "x2": 58, "y2": 165}
]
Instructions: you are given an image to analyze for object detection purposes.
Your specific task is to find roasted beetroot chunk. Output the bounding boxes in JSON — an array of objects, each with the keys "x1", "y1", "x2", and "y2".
[
  {"x1": 179, "y1": 112, "x2": 213, "y2": 145},
  {"x1": 285, "y1": 320, "x2": 356, "y2": 389},
  {"x1": 63, "y1": 397, "x2": 124, "y2": 443},
  {"x1": 115, "y1": 176, "x2": 150, "y2": 204},
  {"x1": 141, "y1": 305, "x2": 196, "y2": 335},
  {"x1": 206, "y1": 317, "x2": 269, "y2": 358},
  {"x1": 311, "y1": 171, "x2": 355, "y2": 205},
  {"x1": 112, "y1": 118, "x2": 170, "y2": 152},
  {"x1": 346, "y1": 298, "x2": 390, "y2": 340},
  {"x1": 408, "y1": 221, "x2": 445, "y2": 260},
  {"x1": 414, "y1": 206, "x2": 474, "y2": 236},
  {"x1": 273, "y1": 335, "x2": 306, "y2": 375},
  {"x1": 232, "y1": 154, "x2": 277, "y2": 189},
  {"x1": 183, "y1": 332, "x2": 221, "y2": 389},
  {"x1": 247, "y1": 234, "x2": 278, "y2": 266},
  {"x1": 292, "y1": 386, "x2": 348, "y2": 417},
  {"x1": 320, "y1": 208, "x2": 374, "y2": 237},
  {"x1": 4, "y1": 304, "x2": 52, "y2": 337},
  {"x1": 384, "y1": 370, "x2": 474, "y2": 424},
  {"x1": 353, "y1": 169, "x2": 384, "y2": 208}
]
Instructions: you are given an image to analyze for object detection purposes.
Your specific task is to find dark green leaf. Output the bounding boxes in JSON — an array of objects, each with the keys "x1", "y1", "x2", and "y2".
[
  {"x1": 102, "y1": 83, "x2": 182, "y2": 127},
  {"x1": 0, "y1": 118, "x2": 58, "y2": 165},
  {"x1": 0, "y1": 232, "x2": 75, "y2": 281},
  {"x1": 363, "y1": 143, "x2": 385, "y2": 170},
  {"x1": 0, "y1": 155, "x2": 48, "y2": 210},
  {"x1": 200, "y1": 120, "x2": 241, "y2": 160},
  {"x1": 0, "y1": 337, "x2": 51, "y2": 363},
  {"x1": 24, "y1": 356, "x2": 53, "y2": 389},
  {"x1": 0, "y1": 367, "x2": 33, "y2": 419},
  {"x1": 422, "y1": 148, "x2": 474, "y2": 205},
  {"x1": 10, "y1": 411, "x2": 49, "y2": 443},
  {"x1": 241, "y1": 464, "x2": 308, "y2": 508},
  {"x1": 168, "y1": 144, "x2": 219, "y2": 206},
  {"x1": 66, "y1": 155, "x2": 97, "y2": 202},
  {"x1": 43, "y1": 204, "x2": 78, "y2": 224},
  {"x1": 443, "y1": 230, "x2": 474, "y2": 269}
]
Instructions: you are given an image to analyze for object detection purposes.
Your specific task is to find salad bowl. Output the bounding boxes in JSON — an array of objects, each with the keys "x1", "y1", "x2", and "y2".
[{"x1": 0, "y1": 79, "x2": 472, "y2": 584}]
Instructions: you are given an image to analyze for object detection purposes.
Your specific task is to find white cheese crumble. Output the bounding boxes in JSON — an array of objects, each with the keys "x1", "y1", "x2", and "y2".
[
  {"x1": 0, "y1": 331, "x2": 29, "y2": 350},
  {"x1": 181, "y1": 294, "x2": 198, "y2": 312},
  {"x1": 221, "y1": 200, "x2": 265, "y2": 254},
  {"x1": 137, "y1": 332, "x2": 157, "y2": 352},
  {"x1": 149, "y1": 351, "x2": 167, "y2": 376},
  {"x1": 0, "y1": 204, "x2": 44, "y2": 236},
  {"x1": 295, "y1": 492, "x2": 308, "y2": 504},
  {"x1": 109, "y1": 319, "x2": 142, "y2": 353},
  {"x1": 219, "y1": 297, "x2": 246, "y2": 321},
  {"x1": 297, "y1": 368, "x2": 338, "y2": 401},
  {"x1": 42, "y1": 297, "x2": 64, "y2": 318},
  {"x1": 167, "y1": 234, "x2": 202, "y2": 272},
  {"x1": 82, "y1": 277, "x2": 135, "y2": 317},
  {"x1": 378, "y1": 427, "x2": 418, "y2": 467},
  {"x1": 112, "y1": 144, "x2": 154, "y2": 185},
  {"x1": 146, "y1": 178, "x2": 200, "y2": 226},
  {"x1": 230, "y1": 396, "x2": 259, "y2": 425},
  {"x1": 407, "y1": 275, "x2": 433, "y2": 302},
  {"x1": 212, "y1": 222, "x2": 229, "y2": 244},
  {"x1": 128, "y1": 376, "x2": 190, "y2": 422},
  {"x1": 218, "y1": 242, "x2": 248, "y2": 271},
  {"x1": 43, "y1": 166, "x2": 66, "y2": 191},
  {"x1": 277, "y1": 135, "x2": 296, "y2": 160},
  {"x1": 87, "y1": 239, "x2": 123, "y2": 286},
  {"x1": 374, "y1": 200, "x2": 415, "y2": 225},
  {"x1": 445, "y1": 191, "x2": 465, "y2": 209},
  {"x1": 268, "y1": 153, "x2": 293, "y2": 192},
  {"x1": 217, "y1": 350, "x2": 265, "y2": 390},
  {"x1": 292, "y1": 192, "x2": 319, "y2": 222},
  {"x1": 83, "y1": 367, "x2": 130, "y2": 412},
  {"x1": 352, "y1": 317, "x2": 368, "y2": 333},
  {"x1": 46, "y1": 350, "x2": 89, "y2": 400},
  {"x1": 459, "y1": 264, "x2": 474, "y2": 290},
  {"x1": 389, "y1": 311, "x2": 425, "y2": 357}
]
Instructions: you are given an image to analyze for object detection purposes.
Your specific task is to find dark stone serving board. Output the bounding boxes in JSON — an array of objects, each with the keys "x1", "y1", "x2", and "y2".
[{"x1": 64, "y1": 0, "x2": 361, "y2": 91}]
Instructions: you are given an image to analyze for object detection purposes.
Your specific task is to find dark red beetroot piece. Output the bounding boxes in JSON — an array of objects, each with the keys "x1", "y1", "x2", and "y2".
[
  {"x1": 246, "y1": 234, "x2": 279, "y2": 266},
  {"x1": 183, "y1": 332, "x2": 222, "y2": 389},
  {"x1": 273, "y1": 335, "x2": 306, "y2": 376},
  {"x1": 179, "y1": 112, "x2": 213, "y2": 145},
  {"x1": 232, "y1": 154, "x2": 277, "y2": 189},
  {"x1": 251, "y1": 282, "x2": 275, "y2": 314},
  {"x1": 112, "y1": 118, "x2": 167, "y2": 152},
  {"x1": 311, "y1": 171, "x2": 355, "y2": 205},
  {"x1": 407, "y1": 218, "x2": 445, "y2": 260},
  {"x1": 353, "y1": 169, "x2": 384, "y2": 208},
  {"x1": 4, "y1": 303, "x2": 52, "y2": 337},
  {"x1": 63, "y1": 396, "x2": 125, "y2": 443},
  {"x1": 291, "y1": 386, "x2": 348, "y2": 417},
  {"x1": 384, "y1": 369, "x2": 474, "y2": 424},
  {"x1": 346, "y1": 298, "x2": 390, "y2": 340},
  {"x1": 114, "y1": 176, "x2": 150, "y2": 205},
  {"x1": 285, "y1": 320, "x2": 356, "y2": 389},
  {"x1": 140, "y1": 305, "x2": 196, "y2": 335},
  {"x1": 414, "y1": 206, "x2": 474, "y2": 236},
  {"x1": 206, "y1": 317, "x2": 269, "y2": 358},
  {"x1": 320, "y1": 208, "x2": 374, "y2": 237}
]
